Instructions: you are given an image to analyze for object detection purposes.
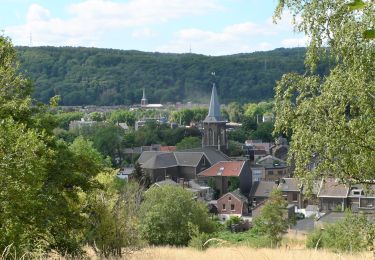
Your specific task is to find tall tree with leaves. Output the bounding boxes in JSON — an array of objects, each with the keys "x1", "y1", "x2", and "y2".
[
  {"x1": 252, "y1": 189, "x2": 289, "y2": 246},
  {"x1": 273, "y1": 0, "x2": 374, "y2": 184},
  {"x1": 0, "y1": 35, "x2": 108, "y2": 256}
]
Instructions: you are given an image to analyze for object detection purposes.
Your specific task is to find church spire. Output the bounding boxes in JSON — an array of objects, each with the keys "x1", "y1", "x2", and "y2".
[{"x1": 204, "y1": 84, "x2": 223, "y2": 122}]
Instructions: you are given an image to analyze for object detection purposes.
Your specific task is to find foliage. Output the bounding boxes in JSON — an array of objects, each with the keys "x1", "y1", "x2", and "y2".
[
  {"x1": 15, "y1": 46, "x2": 329, "y2": 106},
  {"x1": 306, "y1": 212, "x2": 375, "y2": 252},
  {"x1": 226, "y1": 102, "x2": 243, "y2": 122},
  {"x1": 0, "y1": 35, "x2": 108, "y2": 256},
  {"x1": 228, "y1": 177, "x2": 240, "y2": 192},
  {"x1": 139, "y1": 185, "x2": 216, "y2": 246},
  {"x1": 109, "y1": 109, "x2": 136, "y2": 127},
  {"x1": 54, "y1": 111, "x2": 84, "y2": 130},
  {"x1": 170, "y1": 108, "x2": 208, "y2": 125},
  {"x1": 85, "y1": 173, "x2": 143, "y2": 257},
  {"x1": 251, "y1": 189, "x2": 289, "y2": 246},
  {"x1": 132, "y1": 162, "x2": 151, "y2": 188},
  {"x1": 227, "y1": 140, "x2": 244, "y2": 156},
  {"x1": 89, "y1": 111, "x2": 106, "y2": 122},
  {"x1": 249, "y1": 122, "x2": 274, "y2": 142},
  {"x1": 176, "y1": 136, "x2": 202, "y2": 150},
  {"x1": 188, "y1": 223, "x2": 212, "y2": 251},
  {"x1": 273, "y1": 0, "x2": 375, "y2": 184},
  {"x1": 224, "y1": 216, "x2": 242, "y2": 230}
]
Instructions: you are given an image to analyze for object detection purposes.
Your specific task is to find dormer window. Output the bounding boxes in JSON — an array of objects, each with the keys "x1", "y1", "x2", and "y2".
[{"x1": 352, "y1": 189, "x2": 363, "y2": 196}]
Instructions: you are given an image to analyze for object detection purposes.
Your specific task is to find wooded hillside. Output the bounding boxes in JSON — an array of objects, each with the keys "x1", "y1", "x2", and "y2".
[{"x1": 15, "y1": 46, "x2": 326, "y2": 105}]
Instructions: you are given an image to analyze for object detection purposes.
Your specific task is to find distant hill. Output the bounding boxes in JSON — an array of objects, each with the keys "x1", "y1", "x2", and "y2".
[{"x1": 15, "y1": 46, "x2": 326, "y2": 106}]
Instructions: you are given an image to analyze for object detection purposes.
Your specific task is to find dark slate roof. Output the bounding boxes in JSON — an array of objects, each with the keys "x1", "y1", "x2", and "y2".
[
  {"x1": 183, "y1": 147, "x2": 230, "y2": 165},
  {"x1": 138, "y1": 151, "x2": 168, "y2": 164},
  {"x1": 278, "y1": 178, "x2": 300, "y2": 192},
  {"x1": 317, "y1": 179, "x2": 349, "y2": 198},
  {"x1": 204, "y1": 85, "x2": 225, "y2": 123},
  {"x1": 141, "y1": 152, "x2": 178, "y2": 169},
  {"x1": 249, "y1": 181, "x2": 278, "y2": 198},
  {"x1": 174, "y1": 152, "x2": 204, "y2": 167}
]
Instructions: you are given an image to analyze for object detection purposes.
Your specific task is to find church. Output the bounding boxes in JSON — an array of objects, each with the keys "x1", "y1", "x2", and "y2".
[{"x1": 137, "y1": 84, "x2": 230, "y2": 182}]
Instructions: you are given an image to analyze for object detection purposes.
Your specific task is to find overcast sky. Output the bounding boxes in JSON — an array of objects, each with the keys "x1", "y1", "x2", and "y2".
[{"x1": 1, "y1": 0, "x2": 307, "y2": 55}]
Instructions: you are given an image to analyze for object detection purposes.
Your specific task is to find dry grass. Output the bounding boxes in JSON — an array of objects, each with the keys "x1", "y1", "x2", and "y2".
[{"x1": 127, "y1": 246, "x2": 373, "y2": 260}]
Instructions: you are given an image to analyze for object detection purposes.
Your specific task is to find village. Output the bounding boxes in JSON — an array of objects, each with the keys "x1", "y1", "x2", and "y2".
[{"x1": 100, "y1": 84, "x2": 375, "y2": 234}]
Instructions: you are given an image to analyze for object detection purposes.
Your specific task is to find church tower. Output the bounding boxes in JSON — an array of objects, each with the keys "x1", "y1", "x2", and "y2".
[
  {"x1": 202, "y1": 84, "x2": 227, "y2": 152},
  {"x1": 141, "y1": 88, "x2": 148, "y2": 107}
]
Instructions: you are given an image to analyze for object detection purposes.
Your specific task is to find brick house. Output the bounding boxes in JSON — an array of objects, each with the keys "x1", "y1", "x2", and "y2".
[
  {"x1": 197, "y1": 160, "x2": 252, "y2": 196},
  {"x1": 277, "y1": 178, "x2": 303, "y2": 208},
  {"x1": 217, "y1": 189, "x2": 249, "y2": 220},
  {"x1": 254, "y1": 155, "x2": 289, "y2": 181}
]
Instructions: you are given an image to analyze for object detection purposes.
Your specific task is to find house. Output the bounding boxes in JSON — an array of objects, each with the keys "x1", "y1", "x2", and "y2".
[
  {"x1": 277, "y1": 178, "x2": 303, "y2": 208},
  {"x1": 317, "y1": 179, "x2": 349, "y2": 212},
  {"x1": 249, "y1": 180, "x2": 278, "y2": 207},
  {"x1": 217, "y1": 189, "x2": 249, "y2": 220},
  {"x1": 347, "y1": 184, "x2": 375, "y2": 213},
  {"x1": 255, "y1": 155, "x2": 289, "y2": 181},
  {"x1": 137, "y1": 147, "x2": 229, "y2": 183},
  {"x1": 197, "y1": 160, "x2": 252, "y2": 196}
]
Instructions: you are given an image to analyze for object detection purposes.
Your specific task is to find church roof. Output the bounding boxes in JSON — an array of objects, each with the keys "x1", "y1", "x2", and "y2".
[{"x1": 204, "y1": 85, "x2": 225, "y2": 123}]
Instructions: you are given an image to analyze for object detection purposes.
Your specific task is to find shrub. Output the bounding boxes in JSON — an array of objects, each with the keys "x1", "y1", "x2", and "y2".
[{"x1": 306, "y1": 212, "x2": 375, "y2": 252}]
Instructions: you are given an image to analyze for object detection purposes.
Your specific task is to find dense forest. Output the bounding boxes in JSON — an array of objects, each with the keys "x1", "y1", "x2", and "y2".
[{"x1": 15, "y1": 46, "x2": 327, "y2": 106}]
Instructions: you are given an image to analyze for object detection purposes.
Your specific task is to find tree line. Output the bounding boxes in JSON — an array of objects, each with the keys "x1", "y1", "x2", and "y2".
[{"x1": 15, "y1": 46, "x2": 329, "y2": 106}]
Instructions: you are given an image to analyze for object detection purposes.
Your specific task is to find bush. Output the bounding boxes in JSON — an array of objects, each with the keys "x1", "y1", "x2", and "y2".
[
  {"x1": 139, "y1": 185, "x2": 216, "y2": 246},
  {"x1": 306, "y1": 212, "x2": 375, "y2": 252}
]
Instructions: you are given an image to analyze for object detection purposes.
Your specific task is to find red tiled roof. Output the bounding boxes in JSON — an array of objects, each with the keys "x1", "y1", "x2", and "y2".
[
  {"x1": 160, "y1": 146, "x2": 176, "y2": 152},
  {"x1": 198, "y1": 161, "x2": 245, "y2": 177}
]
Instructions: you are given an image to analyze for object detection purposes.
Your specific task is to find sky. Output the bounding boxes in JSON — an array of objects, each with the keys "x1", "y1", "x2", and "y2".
[{"x1": 0, "y1": 0, "x2": 307, "y2": 56}]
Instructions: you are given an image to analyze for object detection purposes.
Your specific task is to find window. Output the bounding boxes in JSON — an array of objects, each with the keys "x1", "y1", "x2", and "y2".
[
  {"x1": 231, "y1": 204, "x2": 235, "y2": 211},
  {"x1": 278, "y1": 170, "x2": 283, "y2": 175},
  {"x1": 222, "y1": 204, "x2": 226, "y2": 210},
  {"x1": 268, "y1": 171, "x2": 273, "y2": 175},
  {"x1": 228, "y1": 196, "x2": 231, "y2": 201}
]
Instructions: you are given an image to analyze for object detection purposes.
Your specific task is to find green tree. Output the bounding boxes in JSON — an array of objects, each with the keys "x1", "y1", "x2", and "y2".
[
  {"x1": 306, "y1": 211, "x2": 375, "y2": 252},
  {"x1": 176, "y1": 136, "x2": 202, "y2": 150},
  {"x1": 85, "y1": 172, "x2": 143, "y2": 257},
  {"x1": 0, "y1": 35, "x2": 108, "y2": 256},
  {"x1": 89, "y1": 111, "x2": 106, "y2": 122},
  {"x1": 274, "y1": 0, "x2": 374, "y2": 184},
  {"x1": 139, "y1": 185, "x2": 216, "y2": 246},
  {"x1": 226, "y1": 102, "x2": 243, "y2": 122},
  {"x1": 109, "y1": 110, "x2": 136, "y2": 127},
  {"x1": 252, "y1": 189, "x2": 288, "y2": 246},
  {"x1": 132, "y1": 162, "x2": 151, "y2": 188}
]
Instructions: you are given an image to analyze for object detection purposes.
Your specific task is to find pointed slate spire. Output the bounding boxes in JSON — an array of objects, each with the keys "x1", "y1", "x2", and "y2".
[{"x1": 204, "y1": 84, "x2": 223, "y2": 122}]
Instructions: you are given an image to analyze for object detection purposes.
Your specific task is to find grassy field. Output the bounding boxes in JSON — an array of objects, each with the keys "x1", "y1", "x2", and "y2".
[{"x1": 127, "y1": 246, "x2": 372, "y2": 260}]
